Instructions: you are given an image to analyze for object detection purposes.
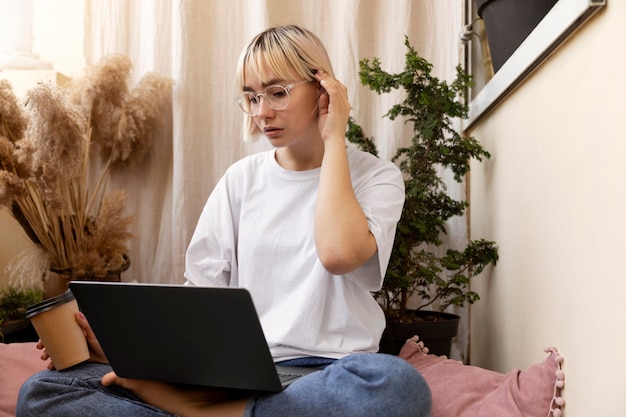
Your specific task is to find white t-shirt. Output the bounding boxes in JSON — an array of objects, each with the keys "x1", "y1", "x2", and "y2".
[{"x1": 185, "y1": 146, "x2": 404, "y2": 361}]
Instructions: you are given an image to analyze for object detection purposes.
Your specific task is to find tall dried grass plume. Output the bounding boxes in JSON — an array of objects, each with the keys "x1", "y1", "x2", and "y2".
[{"x1": 0, "y1": 54, "x2": 173, "y2": 291}]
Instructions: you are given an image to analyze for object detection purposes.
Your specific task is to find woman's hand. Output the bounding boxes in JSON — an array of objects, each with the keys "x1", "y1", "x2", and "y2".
[
  {"x1": 76, "y1": 311, "x2": 109, "y2": 364},
  {"x1": 35, "y1": 339, "x2": 56, "y2": 370},
  {"x1": 36, "y1": 312, "x2": 107, "y2": 369},
  {"x1": 314, "y1": 70, "x2": 351, "y2": 142}
]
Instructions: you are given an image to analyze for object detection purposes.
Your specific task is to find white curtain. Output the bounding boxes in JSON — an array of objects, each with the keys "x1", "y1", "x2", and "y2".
[{"x1": 83, "y1": 0, "x2": 469, "y2": 361}]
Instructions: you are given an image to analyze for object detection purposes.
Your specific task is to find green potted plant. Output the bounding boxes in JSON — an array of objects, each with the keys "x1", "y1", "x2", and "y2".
[
  {"x1": 347, "y1": 37, "x2": 499, "y2": 356},
  {"x1": 0, "y1": 286, "x2": 43, "y2": 342}
]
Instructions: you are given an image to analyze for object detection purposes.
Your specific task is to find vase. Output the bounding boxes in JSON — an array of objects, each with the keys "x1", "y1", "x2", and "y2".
[
  {"x1": 43, "y1": 255, "x2": 131, "y2": 299},
  {"x1": 477, "y1": 0, "x2": 559, "y2": 72},
  {"x1": 0, "y1": 318, "x2": 38, "y2": 343}
]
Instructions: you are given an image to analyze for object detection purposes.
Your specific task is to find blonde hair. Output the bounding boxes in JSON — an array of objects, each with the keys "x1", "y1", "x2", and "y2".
[{"x1": 236, "y1": 25, "x2": 335, "y2": 141}]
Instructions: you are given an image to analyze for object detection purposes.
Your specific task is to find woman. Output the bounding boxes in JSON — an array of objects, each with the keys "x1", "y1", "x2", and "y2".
[{"x1": 17, "y1": 25, "x2": 431, "y2": 417}]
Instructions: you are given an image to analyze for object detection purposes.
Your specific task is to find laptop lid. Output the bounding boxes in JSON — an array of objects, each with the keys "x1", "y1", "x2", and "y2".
[{"x1": 69, "y1": 281, "x2": 315, "y2": 392}]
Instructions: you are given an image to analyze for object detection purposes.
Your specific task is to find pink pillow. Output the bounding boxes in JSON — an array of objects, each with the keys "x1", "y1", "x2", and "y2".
[
  {"x1": 0, "y1": 342, "x2": 48, "y2": 417},
  {"x1": 2, "y1": 338, "x2": 566, "y2": 417},
  {"x1": 399, "y1": 336, "x2": 565, "y2": 417}
]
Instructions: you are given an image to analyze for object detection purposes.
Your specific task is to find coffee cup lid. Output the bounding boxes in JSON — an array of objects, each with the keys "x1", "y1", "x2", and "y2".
[{"x1": 26, "y1": 290, "x2": 76, "y2": 318}]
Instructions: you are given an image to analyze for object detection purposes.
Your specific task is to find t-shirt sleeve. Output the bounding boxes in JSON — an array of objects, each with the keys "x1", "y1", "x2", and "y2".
[
  {"x1": 184, "y1": 173, "x2": 239, "y2": 287},
  {"x1": 345, "y1": 152, "x2": 405, "y2": 291}
]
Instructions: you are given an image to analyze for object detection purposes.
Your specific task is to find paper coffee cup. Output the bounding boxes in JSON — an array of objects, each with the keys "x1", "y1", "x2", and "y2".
[{"x1": 26, "y1": 291, "x2": 90, "y2": 370}]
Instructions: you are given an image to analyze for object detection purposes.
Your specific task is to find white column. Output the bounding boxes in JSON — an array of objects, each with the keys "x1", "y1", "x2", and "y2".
[{"x1": 0, "y1": 0, "x2": 51, "y2": 69}]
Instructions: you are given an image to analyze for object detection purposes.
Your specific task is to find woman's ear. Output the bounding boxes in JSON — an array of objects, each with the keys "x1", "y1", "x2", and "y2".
[{"x1": 319, "y1": 82, "x2": 327, "y2": 97}]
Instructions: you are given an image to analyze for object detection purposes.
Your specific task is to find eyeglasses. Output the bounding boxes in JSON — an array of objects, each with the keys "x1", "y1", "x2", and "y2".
[{"x1": 235, "y1": 80, "x2": 311, "y2": 116}]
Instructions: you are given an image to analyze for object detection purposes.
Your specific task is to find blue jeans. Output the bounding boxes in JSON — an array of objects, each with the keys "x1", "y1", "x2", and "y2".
[{"x1": 17, "y1": 353, "x2": 431, "y2": 417}]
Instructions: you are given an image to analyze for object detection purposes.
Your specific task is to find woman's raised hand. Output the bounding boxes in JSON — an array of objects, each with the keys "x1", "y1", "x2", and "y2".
[{"x1": 314, "y1": 70, "x2": 351, "y2": 142}]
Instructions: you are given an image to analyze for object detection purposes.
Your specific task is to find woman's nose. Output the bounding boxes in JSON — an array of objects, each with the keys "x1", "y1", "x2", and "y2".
[{"x1": 255, "y1": 96, "x2": 274, "y2": 118}]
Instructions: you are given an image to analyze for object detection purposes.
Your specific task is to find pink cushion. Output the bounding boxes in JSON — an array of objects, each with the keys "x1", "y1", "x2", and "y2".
[
  {"x1": 1, "y1": 338, "x2": 566, "y2": 417},
  {"x1": 0, "y1": 343, "x2": 48, "y2": 417},
  {"x1": 399, "y1": 336, "x2": 565, "y2": 417}
]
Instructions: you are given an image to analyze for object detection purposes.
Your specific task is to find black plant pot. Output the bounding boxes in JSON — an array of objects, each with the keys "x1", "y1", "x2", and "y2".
[
  {"x1": 379, "y1": 311, "x2": 460, "y2": 356},
  {"x1": 0, "y1": 319, "x2": 38, "y2": 343},
  {"x1": 477, "y1": 0, "x2": 559, "y2": 72}
]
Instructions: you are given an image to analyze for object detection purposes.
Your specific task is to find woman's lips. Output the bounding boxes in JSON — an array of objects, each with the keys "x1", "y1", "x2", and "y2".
[{"x1": 263, "y1": 127, "x2": 282, "y2": 138}]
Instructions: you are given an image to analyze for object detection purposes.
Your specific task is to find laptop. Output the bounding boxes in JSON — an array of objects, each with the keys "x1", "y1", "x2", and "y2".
[{"x1": 68, "y1": 281, "x2": 319, "y2": 392}]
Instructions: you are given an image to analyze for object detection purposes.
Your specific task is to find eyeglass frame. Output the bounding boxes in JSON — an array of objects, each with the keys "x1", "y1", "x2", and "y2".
[{"x1": 235, "y1": 80, "x2": 312, "y2": 116}]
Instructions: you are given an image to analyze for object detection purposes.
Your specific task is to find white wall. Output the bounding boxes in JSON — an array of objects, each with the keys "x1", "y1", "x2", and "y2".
[
  {"x1": 31, "y1": 0, "x2": 85, "y2": 78},
  {"x1": 469, "y1": 2, "x2": 626, "y2": 416}
]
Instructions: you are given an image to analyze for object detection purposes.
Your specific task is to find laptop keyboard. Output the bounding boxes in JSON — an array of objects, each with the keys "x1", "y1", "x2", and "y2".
[{"x1": 278, "y1": 373, "x2": 301, "y2": 384}]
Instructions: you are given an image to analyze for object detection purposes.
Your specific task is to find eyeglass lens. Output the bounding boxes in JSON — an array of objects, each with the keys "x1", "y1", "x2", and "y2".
[{"x1": 238, "y1": 85, "x2": 290, "y2": 115}]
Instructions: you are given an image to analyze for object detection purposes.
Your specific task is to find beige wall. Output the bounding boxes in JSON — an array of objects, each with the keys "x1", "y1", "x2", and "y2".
[
  {"x1": 469, "y1": 2, "x2": 626, "y2": 416},
  {"x1": 0, "y1": 212, "x2": 34, "y2": 288}
]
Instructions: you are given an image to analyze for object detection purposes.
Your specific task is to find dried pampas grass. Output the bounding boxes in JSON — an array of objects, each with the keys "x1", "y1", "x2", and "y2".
[
  {"x1": 0, "y1": 55, "x2": 173, "y2": 289},
  {"x1": 0, "y1": 80, "x2": 27, "y2": 142}
]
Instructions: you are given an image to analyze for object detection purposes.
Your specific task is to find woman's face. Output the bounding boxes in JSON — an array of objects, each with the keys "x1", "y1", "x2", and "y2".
[{"x1": 246, "y1": 67, "x2": 320, "y2": 149}]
